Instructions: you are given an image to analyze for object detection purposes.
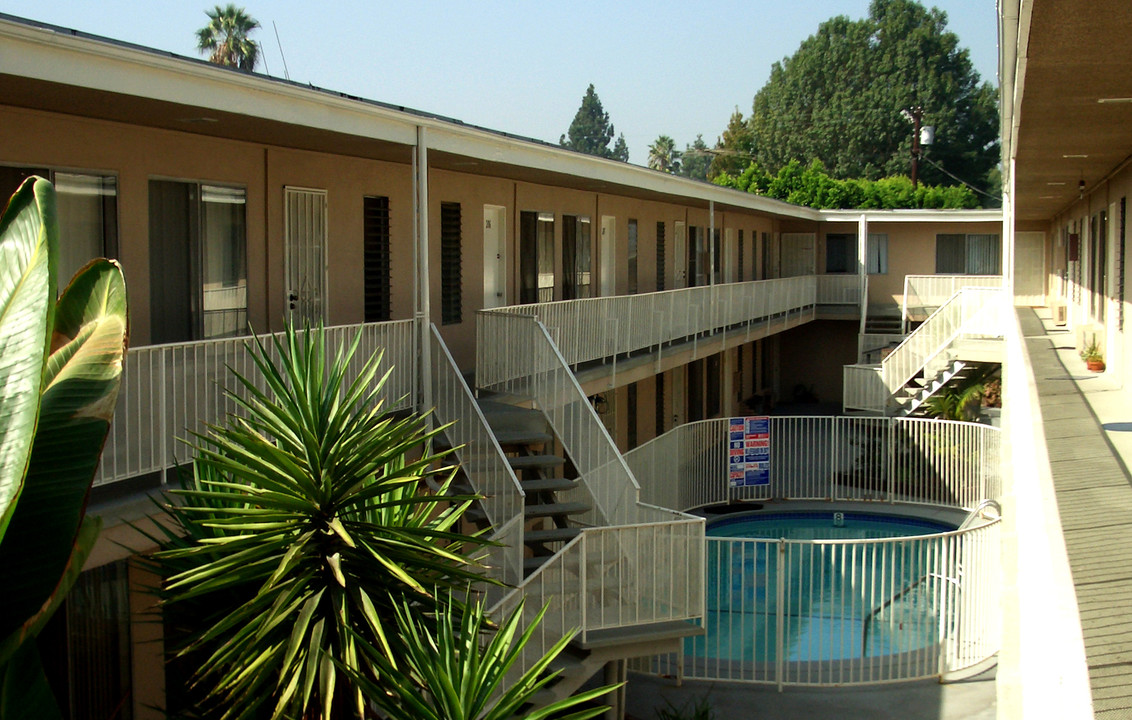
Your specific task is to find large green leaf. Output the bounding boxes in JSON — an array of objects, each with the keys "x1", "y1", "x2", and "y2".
[
  {"x1": 0, "y1": 177, "x2": 56, "y2": 544},
  {"x1": 0, "y1": 259, "x2": 126, "y2": 641},
  {"x1": 0, "y1": 640, "x2": 63, "y2": 720}
]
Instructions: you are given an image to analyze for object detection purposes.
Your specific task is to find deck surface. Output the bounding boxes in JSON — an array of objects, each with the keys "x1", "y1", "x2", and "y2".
[{"x1": 1021, "y1": 308, "x2": 1132, "y2": 718}]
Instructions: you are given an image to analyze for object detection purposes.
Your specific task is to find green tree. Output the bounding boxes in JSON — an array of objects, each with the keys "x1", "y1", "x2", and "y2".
[
  {"x1": 560, "y1": 84, "x2": 626, "y2": 161},
  {"x1": 148, "y1": 324, "x2": 491, "y2": 719},
  {"x1": 196, "y1": 4, "x2": 261, "y2": 71},
  {"x1": 708, "y1": 108, "x2": 755, "y2": 179},
  {"x1": 678, "y1": 135, "x2": 712, "y2": 181},
  {"x1": 647, "y1": 135, "x2": 681, "y2": 173},
  {"x1": 748, "y1": 0, "x2": 998, "y2": 192},
  {"x1": 0, "y1": 177, "x2": 128, "y2": 718}
]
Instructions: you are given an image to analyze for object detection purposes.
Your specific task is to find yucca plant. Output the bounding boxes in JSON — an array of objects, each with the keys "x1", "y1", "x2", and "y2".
[
  {"x1": 148, "y1": 323, "x2": 492, "y2": 720},
  {"x1": 353, "y1": 589, "x2": 614, "y2": 720},
  {"x1": 0, "y1": 177, "x2": 128, "y2": 717}
]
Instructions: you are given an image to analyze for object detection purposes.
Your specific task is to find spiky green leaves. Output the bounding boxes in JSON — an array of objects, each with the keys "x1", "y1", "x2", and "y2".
[
  {"x1": 354, "y1": 591, "x2": 614, "y2": 720},
  {"x1": 152, "y1": 323, "x2": 491, "y2": 719}
]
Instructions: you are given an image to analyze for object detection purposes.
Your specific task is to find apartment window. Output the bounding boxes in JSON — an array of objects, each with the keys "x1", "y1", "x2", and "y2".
[
  {"x1": 826, "y1": 233, "x2": 854, "y2": 273},
  {"x1": 936, "y1": 233, "x2": 1001, "y2": 274},
  {"x1": 149, "y1": 180, "x2": 247, "y2": 343},
  {"x1": 363, "y1": 196, "x2": 391, "y2": 322},
  {"x1": 656, "y1": 221, "x2": 667, "y2": 291},
  {"x1": 520, "y1": 211, "x2": 555, "y2": 303},
  {"x1": 867, "y1": 234, "x2": 889, "y2": 274},
  {"x1": 562, "y1": 214, "x2": 591, "y2": 300},
  {"x1": 40, "y1": 561, "x2": 132, "y2": 720},
  {"x1": 738, "y1": 230, "x2": 746, "y2": 282},
  {"x1": 627, "y1": 219, "x2": 639, "y2": 294},
  {"x1": 712, "y1": 228, "x2": 722, "y2": 284},
  {"x1": 440, "y1": 202, "x2": 462, "y2": 324},
  {"x1": 0, "y1": 166, "x2": 118, "y2": 282}
]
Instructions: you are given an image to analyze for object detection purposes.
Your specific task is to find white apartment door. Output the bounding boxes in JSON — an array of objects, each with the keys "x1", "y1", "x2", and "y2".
[
  {"x1": 483, "y1": 205, "x2": 507, "y2": 309},
  {"x1": 600, "y1": 215, "x2": 617, "y2": 296},
  {"x1": 1014, "y1": 231, "x2": 1046, "y2": 307},
  {"x1": 284, "y1": 187, "x2": 328, "y2": 326},
  {"x1": 674, "y1": 221, "x2": 687, "y2": 288},
  {"x1": 780, "y1": 233, "x2": 816, "y2": 277}
]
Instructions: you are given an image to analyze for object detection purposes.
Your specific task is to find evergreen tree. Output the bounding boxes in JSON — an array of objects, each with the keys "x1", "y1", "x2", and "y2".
[
  {"x1": 678, "y1": 135, "x2": 712, "y2": 181},
  {"x1": 560, "y1": 84, "x2": 626, "y2": 161},
  {"x1": 709, "y1": 108, "x2": 756, "y2": 179},
  {"x1": 748, "y1": 0, "x2": 998, "y2": 189}
]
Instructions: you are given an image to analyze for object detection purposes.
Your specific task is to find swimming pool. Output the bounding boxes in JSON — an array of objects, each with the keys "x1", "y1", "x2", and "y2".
[{"x1": 686, "y1": 509, "x2": 962, "y2": 681}]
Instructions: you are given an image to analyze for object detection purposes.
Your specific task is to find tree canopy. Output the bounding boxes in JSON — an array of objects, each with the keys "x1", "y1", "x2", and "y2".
[
  {"x1": 747, "y1": 0, "x2": 998, "y2": 190},
  {"x1": 196, "y1": 4, "x2": 261, "y2": 71},
  {"x1": 647, "y1": 135, "x2": 681, "y2": 173},
  {"x1": 560, "y1": 84, "x2": 628, "y2": 161},
  {"x1": 715, "y1": 158, "x2": 979, "y2": 209},
  {"x1": 678, "y1": 135, "x2": 712, "y2": 181}
]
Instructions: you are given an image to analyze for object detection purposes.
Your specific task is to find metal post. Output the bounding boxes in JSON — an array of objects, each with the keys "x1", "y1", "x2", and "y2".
[
  {"x1": 776, "y1": 538, "x2": 786, "y2": 691},
  {"x1": 709, "y1": 200, "x2": 716, "y2": 285},
  {"x1": 910, "y1": 106, "x2": 922, "y2": 189},
  {"x1": 415, "y1": 126, "x2": 433, "y2": 413},
  {"x1": 858, "y1": 213, "x2": 869, "y2": 337}
]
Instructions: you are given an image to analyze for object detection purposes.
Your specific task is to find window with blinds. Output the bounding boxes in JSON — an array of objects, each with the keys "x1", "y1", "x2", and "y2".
[
  {"x1": 738, "y1": 229, "x2": 745, "y2": 282},
  {"x1": 656, "y1": 221, "x2": 666, "y2": 291},
  {"x1": 363, "y1": 196, "x2": 391, "y2": 322},
  {"x1": 440, "y1": 202, "x2": 462, "y2": 324},
  {"x1": 936, "y1": 233, "x2": 1001, "y2": 274}
]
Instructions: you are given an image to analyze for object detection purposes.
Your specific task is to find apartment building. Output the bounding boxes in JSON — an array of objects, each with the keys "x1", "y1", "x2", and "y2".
[{"x1": 0, "y1": 12, "x2": 1023, "y2": 719}]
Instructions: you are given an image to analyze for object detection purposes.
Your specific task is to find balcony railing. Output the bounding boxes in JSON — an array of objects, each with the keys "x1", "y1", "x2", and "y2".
[
  {"x1": 477, "y1": 276, "x2": 818, "y2": 389},
  {"x1": 815, "y1": 274, "x2": 862, "y2": 307},
  {"x1": 902, "y1": 274, "x2": 1003, "y2": 329},
  {"x1": 96, "y1": 320, "x2": 418, "y2": 487}
]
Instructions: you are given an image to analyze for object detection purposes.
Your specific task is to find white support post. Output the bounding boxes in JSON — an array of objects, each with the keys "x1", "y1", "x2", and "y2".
[
  {"x1": 709, "y1": 200, "x2": 716, "y2": 285},
  {"x1": 415, "y1": 126, "x2": 432, "y2": 413},
  {"x1": 858, "y1": 214, "x2": 869, "y2": 337}
]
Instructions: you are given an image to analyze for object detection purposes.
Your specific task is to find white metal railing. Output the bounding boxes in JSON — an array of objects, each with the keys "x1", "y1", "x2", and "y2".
[
  {"x1": 816, "y1": 274, "x2": 862, "y2": 306},
  {"x1": 429, "y1": 325, "x2": 524, "y2": 590},
  {"x1": 625, "y1": 416, "x2": 1002, "y2": 511},
  {"x1": 842, "y1": 365, "x2": 887, "y2": 414},
  {"x1": 493, "y1": 517, "x2": 704, "y2": 678},
  {"x1": 477, "y1": 276, "x2": 817, "y2": 389},
  {"x1": 624, "y1": 415, "x2": 1002, "y2": 686},
  {"x1": 96, "y1": 320, "x2": 417, "y2": 486},
  {"x1": 902, "y1": 275, "x2": 1003, "y2": 329},
  {"x1": 884, "y1": 287, "x2": 1005, "y2": 397}
]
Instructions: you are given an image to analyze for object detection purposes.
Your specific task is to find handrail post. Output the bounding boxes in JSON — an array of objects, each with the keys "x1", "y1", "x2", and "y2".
[
  {"x1": 579, "y1": 532, "x2": 588, "y2": 645},
  {"x1": 776, "y1": 538, "x2": 786, "y2": 691}
]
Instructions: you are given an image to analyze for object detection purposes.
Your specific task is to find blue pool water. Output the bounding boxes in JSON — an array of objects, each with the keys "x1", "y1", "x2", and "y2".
[{"x1": 689, "y1": 511, "x2": 957, "y2": 667}]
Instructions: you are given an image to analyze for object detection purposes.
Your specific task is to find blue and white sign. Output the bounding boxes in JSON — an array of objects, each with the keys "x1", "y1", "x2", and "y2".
[{"x1": 728, "y1": 416, "x2": 770, "y2": 487}]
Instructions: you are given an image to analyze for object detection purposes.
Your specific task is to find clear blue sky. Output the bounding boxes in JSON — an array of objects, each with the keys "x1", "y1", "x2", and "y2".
[{"x1": 0, "y1": 0, "x2": 998, "y2": 164}]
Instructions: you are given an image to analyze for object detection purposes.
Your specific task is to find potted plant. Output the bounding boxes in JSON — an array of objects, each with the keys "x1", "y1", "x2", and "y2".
[{"x1": 1082, "y1": 336, "x2": 1106, "y2": 372}]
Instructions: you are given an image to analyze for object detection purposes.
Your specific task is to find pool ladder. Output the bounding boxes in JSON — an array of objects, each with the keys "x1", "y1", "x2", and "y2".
[{"x1": 860, "y1": 499, "x2": 1000, "y2": 656}]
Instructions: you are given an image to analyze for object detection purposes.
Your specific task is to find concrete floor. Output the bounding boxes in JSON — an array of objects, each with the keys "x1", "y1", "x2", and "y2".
[{"x1": 624, "y1": 668, "x2": 996, "y2": 720}]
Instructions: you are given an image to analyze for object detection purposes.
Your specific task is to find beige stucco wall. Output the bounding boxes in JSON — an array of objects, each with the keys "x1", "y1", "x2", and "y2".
[{"x1": 778, "y1": 319, "x2": 858, "y2": 406}]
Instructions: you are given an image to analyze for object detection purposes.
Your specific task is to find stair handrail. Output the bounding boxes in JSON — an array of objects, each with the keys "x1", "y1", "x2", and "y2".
[
  {"x1": 429, "y1": 325, "x2": 525, "y2": 588},
  {"x1": 882, "y1": 286, "x2": 1003, "y2": 396},
  {"x1": 957, "y1": 498, "x2": 1002, "y2": 530}
]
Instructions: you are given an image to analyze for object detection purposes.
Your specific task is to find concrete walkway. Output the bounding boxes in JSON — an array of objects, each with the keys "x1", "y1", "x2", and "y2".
[{"x1": 1021, "y1": 308, "x2": 1132, "y2": 718}]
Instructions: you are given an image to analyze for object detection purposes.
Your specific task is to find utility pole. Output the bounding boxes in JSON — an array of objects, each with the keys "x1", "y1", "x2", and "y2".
[{"x1": 909, "y1": 105, "x2": 923, "y2": 189}]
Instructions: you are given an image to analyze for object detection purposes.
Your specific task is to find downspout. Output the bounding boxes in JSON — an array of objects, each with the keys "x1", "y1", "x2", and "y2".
[{"x1": 415, "y1": 126, "x2": 432, "y2": 413}]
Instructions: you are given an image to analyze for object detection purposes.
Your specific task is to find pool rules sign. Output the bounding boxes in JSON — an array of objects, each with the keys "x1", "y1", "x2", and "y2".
[{"x1": 728, "y1": 416, "x2": 770, "y2": 487}]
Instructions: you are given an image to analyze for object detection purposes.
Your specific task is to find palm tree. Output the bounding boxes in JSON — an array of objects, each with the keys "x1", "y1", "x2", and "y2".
[
  {"x1": 196, "y1": 4, "x2": 261, "y2": 71},
  {"x1": 147, "y1": 323, "x2": 492, "y2": 719},
  {"x1": 648, "y1": 135, "x2": 681, "y2": 173}
]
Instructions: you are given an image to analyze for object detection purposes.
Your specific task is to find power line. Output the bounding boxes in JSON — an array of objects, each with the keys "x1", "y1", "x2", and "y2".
[{"x1": 921, "y1": 155, "x2": 997, "y2": 200}]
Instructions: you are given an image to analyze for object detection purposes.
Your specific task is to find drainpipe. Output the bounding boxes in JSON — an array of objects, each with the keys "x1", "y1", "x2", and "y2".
[
  {"x1": 415, "y1": 126, "x2": 432, "y2": 413},
  {"x1": 858, "y1": 214, "x2": 869, "y2": 338},
  {"x1": 709, "y1": 200, "x2": 715, "y2": 285}
]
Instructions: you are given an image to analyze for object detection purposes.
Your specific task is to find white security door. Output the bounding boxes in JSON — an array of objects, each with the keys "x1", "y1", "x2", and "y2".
[
  {"x1": 780, "y1": 232, "x2": 816, "y2": 277},
  {"x1": 674, "y1": 221, "x2": 687, "y2": 289},
  {"x1": 483, "y1": 205, "x2": 507, "y2": 309},
  {"x1": 600, "y1": 215, "x2": 617, "y2": 296},
  {"x1": 284, "y1": 187, "x2": 328, "y2": 325},
  {"x1": 1014, "y1": 231, "x2": 1046, "y2": 307}
]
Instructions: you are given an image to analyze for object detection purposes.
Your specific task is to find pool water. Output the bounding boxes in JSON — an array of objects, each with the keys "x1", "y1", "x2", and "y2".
[{"x1": 689, "y1": 511, "x2": 957, "y2": 666}]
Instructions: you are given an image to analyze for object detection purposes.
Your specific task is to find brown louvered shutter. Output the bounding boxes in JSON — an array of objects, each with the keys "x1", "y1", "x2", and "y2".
[
  {"x1": 440, "y1": 202, "x2": 462, "y2": 325},
  {"x1": 363, "y1": 196, "x2": 391, "y2": 322},
  {"x1": 656, "y1": 221, "x2": 666, "y2": 291}
]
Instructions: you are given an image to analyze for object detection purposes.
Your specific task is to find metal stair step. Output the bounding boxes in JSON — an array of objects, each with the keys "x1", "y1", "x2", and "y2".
[
  {"x1": 523, "y1": 555, "x2": 554, "y2": 573},
  {"x1": 525, "y1": 526, "x2": 582, "y2": 544},
  {"x1": 493, "y1": 429, "x2": 554, "y2": 447},
  {"x1": 521, "y1": 477, "x2": 577, "y2": 493},
  {"x1": 509, "y1": 454, "x2": 567, "y2": 470},
  {"x1": 525, "y1": 501, "x2": 589, "y2": 518}
]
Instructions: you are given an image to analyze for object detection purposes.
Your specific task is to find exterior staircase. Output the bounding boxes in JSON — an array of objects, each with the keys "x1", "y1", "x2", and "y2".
[{"x1": 890, "y1": 357, "x2": 999, "y2": 417}]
